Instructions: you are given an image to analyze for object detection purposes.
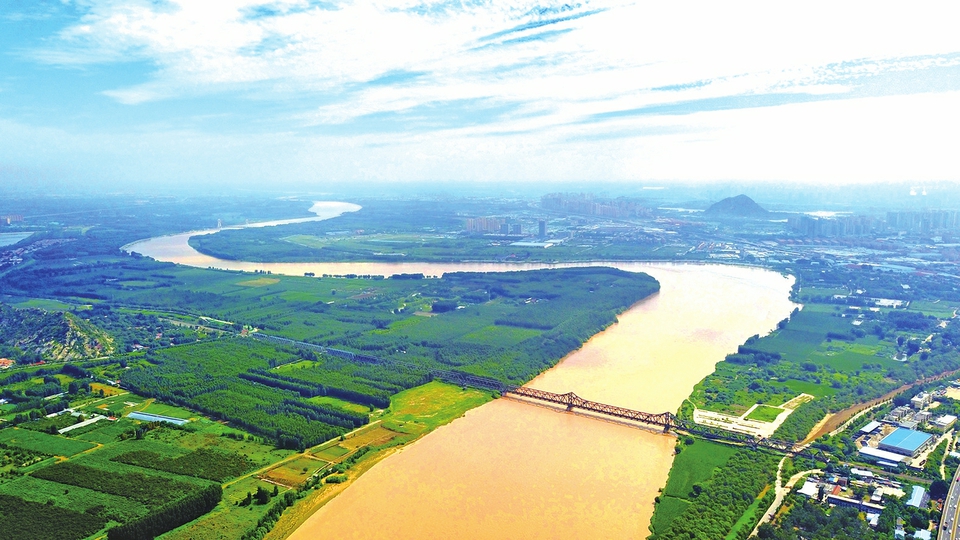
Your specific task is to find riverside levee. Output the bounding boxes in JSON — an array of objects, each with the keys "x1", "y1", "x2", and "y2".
[{"x1": 130, "y1": 218, "x2": 798, "y2": 539}]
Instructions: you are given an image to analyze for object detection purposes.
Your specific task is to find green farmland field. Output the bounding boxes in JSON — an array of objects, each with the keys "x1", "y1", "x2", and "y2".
[
  {"x1": 745, "y1": 405, "x2": 783, "y2": 423},
  {"x1": 662, "y1": 440, "x2": 739, "y2": 499},
  {"x1": 649, "y1": 497, "x2": 690, "y2": 537},
  {"x1": 0, "y1": 428, "x2": 95, "y2": 457},
  {"x1": 650, "y1": 440, "x2": 744, "y2": 537}
]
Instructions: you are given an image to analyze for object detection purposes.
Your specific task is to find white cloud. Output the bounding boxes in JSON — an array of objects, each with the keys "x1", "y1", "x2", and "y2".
[
  {"x1": 9, "y1": 0, "x2": 960, "y2": 185},
  {"x1": 42, "y1": 1, "x2": 960, "y2": 113},
  {"x1": 2, "y1": 90, "x2": 957, "y2": 186}
]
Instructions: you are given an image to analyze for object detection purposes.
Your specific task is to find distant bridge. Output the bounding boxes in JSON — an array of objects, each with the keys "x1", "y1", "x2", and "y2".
[{"x1": 252, "y1": 333, "x2": 826, "y2": 460}]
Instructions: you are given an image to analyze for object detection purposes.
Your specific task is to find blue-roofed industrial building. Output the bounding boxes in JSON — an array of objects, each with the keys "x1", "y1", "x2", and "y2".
[{"x1": 878, "y1": 428, "x2": 935, "y2": 458}]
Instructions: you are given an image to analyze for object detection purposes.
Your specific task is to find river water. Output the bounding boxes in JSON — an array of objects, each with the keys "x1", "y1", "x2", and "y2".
[
  {"x1": 126, "y1": 202, "x2": 797, "y2": 539},
  {"x1": 0, "y1": 232, "x2": 32, "y2": 248}
]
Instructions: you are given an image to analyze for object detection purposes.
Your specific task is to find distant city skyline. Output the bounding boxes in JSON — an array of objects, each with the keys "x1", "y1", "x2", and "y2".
[{"x1": 2, "y1": 1, "x2": 959, "y2": 190}]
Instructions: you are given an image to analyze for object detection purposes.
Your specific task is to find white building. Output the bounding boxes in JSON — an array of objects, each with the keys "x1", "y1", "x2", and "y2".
[
  {"x1": 797, "y1": 479, "x2": 820, "y2": 498},
  {"x1": 933, "y1": 415, "x2": 958, "y2": 430},
  {"x1": 859, "y1": 446, "x2": 907, "y2": 466}
]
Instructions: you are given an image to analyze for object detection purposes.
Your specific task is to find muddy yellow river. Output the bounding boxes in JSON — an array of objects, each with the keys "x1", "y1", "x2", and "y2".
[{"x1": 128, "y1": 203, "x2": 797, "y2": 539}]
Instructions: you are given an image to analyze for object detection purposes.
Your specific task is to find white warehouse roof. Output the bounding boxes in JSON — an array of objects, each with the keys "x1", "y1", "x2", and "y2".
[{"x1": 859, "y1": 446, "x2": 907, "y2": 463}]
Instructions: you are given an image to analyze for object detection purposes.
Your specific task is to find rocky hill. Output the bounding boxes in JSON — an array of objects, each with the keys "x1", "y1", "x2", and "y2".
[
  {"x1": 0, "y1": 304, "x2": 114, "y2": 362},
  {"x1": 704, "y1": 194, "x2": 769, "y2": 218}
]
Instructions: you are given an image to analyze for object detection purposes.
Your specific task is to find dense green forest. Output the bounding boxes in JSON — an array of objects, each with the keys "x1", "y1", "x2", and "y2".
[
  {"x1": 0, "y1": 246, "x2": 658, "y2": 449},
  {"x1": 0, "y1": 255, "x2": 658, "y2": 382}
]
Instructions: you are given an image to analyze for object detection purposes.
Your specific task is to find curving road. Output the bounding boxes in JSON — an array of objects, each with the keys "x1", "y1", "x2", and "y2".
[
  {"x1": 942, "y1": 463, "x2": 960, "y2": 539},
  {"x1": 751, "y1": 459, "x2": 822, "y2": 537}
]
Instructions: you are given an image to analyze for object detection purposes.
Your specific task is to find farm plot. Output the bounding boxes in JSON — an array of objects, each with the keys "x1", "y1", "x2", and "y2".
[
  {"x1": 89, "y1": 382, "x2": 125, "y2": 396},
  {"x1": 0, "y1": 428, "x2": 95, "y2": 456},
  {"x1": 141, "y1": 401, "x2": 195, "y2": 419},
  {"x1": 0, "y1": 474, "x2": 149, "y2": 523},
  {"x1": 0, "y1": 493, "x2": 107, "y2": 540},
  {"x1": 307, "y1": 395, "x2": 372, "y2": 414},
  {"x1": 313, "y1": 444, "x2": 350, "y2": 462},
  {"x1": 0, "y1": 442, "x2": 50, "y2": 483},
  {"x1": 312, "y1": 425, "x2": 400, "y2": 461},
  {"x1": 30, "y1": 461, "x2": 205, "y2": 506},
  {"x1": 112, "y1": 447, "x2": 256, "y2": 482},
  {"x1": 262, "y1": 456, "x2": 328, "y2": 487},
  {"x1": 71, "y1": 418, "x2": 140, "y2": 444},
  {"x1": 237, "y1": 277, "x2": 281, "y2": 287},
  {"x1": 162, "y1": 475, "x2": 287, "y2": 540}
]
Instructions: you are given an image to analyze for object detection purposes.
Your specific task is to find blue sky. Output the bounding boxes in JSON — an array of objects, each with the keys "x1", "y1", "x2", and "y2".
[{"x1": 2, "y1": 0, "x2": 960, "y2": 191}]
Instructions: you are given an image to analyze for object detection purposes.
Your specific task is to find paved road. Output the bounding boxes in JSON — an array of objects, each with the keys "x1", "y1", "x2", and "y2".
[
  {"x1": 941, "y1": 462, "x2": 960, "y2": 539},
  {"x1": 750, "y1": 459, "x2": 822, "y2": 537}
]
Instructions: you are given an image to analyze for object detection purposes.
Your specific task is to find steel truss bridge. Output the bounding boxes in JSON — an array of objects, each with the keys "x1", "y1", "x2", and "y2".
[{"x1": 252, "y1": 333, "x2": 827, "y2": 461}]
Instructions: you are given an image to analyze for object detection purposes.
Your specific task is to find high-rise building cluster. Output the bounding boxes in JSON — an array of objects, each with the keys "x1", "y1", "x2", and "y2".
[
  {"x1": 465, "y1": 217, "x2": 504, "y2": 233},
  {"x1": 465, "y1": 217, "x2": 524, "y2": 235},
  {"x1": 788, "y1": 210, "x2": 960, "y2": 238},
  {"x1": 541, "y1": 193, "x2": 647, "y2": 218},
  {"x1": 886, "y1": 211, "x2": 960, "y2": 233},
  {"x1": 788, "y1": 215, "x2": 876, "y2": 237}
]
